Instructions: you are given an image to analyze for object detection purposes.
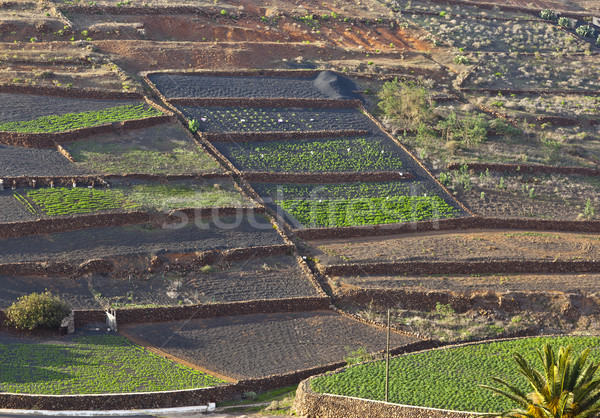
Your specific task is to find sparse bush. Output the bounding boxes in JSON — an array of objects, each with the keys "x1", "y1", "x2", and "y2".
[
  {"x1": 377, "y1": 78, "x2": 435, "y2": 131},
  {"x1": 6, "y1": 291, "x2": 71, "y2": 330},
  {"x1": 539, "y1": 9, "x2": 557, "y2": 21},
  {"x1": 558, "y1": 17, "x2": 571, "y2": 27},
  {"x1": 344, "y1": 346, "x2": 374, "y2": 365},
  {"x1": 454, "y1": 55, "x2": 470, "y2": 65},
  {"x1": 489, "y1": 118, "x2": 523, "y2": 137},
  {"x1": 188, "y1": 118, "x2": 200, "y2": 133},
  {"x1": 576, "y1": 24, "x2": 595, "y2": 38},
  {"x1": 437, "y1": 112, "x2": 488, "y2": 146}
]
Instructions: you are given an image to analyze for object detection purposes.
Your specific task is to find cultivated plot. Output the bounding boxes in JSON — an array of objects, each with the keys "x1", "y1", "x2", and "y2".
[
  {"x1": 177, "y1": 107, "x2": 375, "y2": 133},
  {"x1": 214, "y1": 135, "x2": 416, "y2": 173},
  {"x1": 0, "y1": 144, "x2": 85, "y2": 177},
  {"x1": 120, "y1": 310, "x2": 420, "y2": 380},
  {"x1": 0, "y1": 332, "x2": 224, "y2": 394},
  {"x1": 253, "y1": 181, "x2": 464, "y2": 228},
  {"x1": 148, "y1": 71, "x2": 360, "y2": 100},
  {"x1": 311, "y1": 336, "x2": 600, "y2": 413},
  {"x1": 64, "y1": 123, "x2": 221, "y2": 175},
  {"x1": 0, "y1": 215, "x2": 283, "y2": 263},
  {"x1": 311, "y1": 230, "x2": 600, "y2": 265}
]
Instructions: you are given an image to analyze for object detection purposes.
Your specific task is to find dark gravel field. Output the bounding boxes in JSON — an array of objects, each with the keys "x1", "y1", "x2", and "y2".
[
  {"x1": 0, "y1": 255, "x2": 318, "y2": 309},
  {"x1": 0, "y1": 215, "x2": 284, "y2": 263},
  {"x1": 0, "y1": 192, "x2": 36, "y2": 223},
  {"x1": 177, "y1": 106, "x2": 376, "y2": 133},
  {"x1": 0, "y1": 275, "x2": 101, "y2": 310},
  {"x1": 0, "y1": 94, "x2": 139, "y2": 122},
  {"x1": 148, "y1": 71, "x2": 360, "y2": 100},
  {"x1": 0, "y1": 144, "x2": 88, "y2": 177},
  {"x1": 120, "y1": 311, "x2": 420, "y2": 380},
  {"x1": 213, "y1": 134, "x2": 420, "y2": 174}
]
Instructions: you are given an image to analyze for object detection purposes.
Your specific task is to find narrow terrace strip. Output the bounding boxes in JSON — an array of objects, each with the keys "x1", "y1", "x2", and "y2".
[{"x1": 242, "y1": 172, "x2": 414, "y2": 183}]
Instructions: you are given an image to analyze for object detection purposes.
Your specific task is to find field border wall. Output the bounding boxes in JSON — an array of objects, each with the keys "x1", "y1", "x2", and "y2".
[
  {"x1": 243, "y1": 171, "x2": 414, "y2": 183},
  {"x1": 202, "y1": 129, "x2": 368, "y2": 143},
  {"x1": 0, "y1": 83, "x2": 143, "y2": 100},
  {"x1": 169, "y1": 97, "x2": 362, "y2": 109},
  {"x1": 448, "y1": 162, "x2": 600, "y2": 177}
]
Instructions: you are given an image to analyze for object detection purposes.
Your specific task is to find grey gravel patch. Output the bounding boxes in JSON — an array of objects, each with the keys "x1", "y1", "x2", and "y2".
[
  {"x1": 0, "y1": 192, "x2": 36, "y2": 223},
  {"x1": 0, "y1": 144, "x2": 88, "y2": 177}
]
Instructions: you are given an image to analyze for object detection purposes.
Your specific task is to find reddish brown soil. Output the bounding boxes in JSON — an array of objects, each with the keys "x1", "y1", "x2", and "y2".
[{"x1": 310, "y1": 230, "x2": 600, "y2": 265}]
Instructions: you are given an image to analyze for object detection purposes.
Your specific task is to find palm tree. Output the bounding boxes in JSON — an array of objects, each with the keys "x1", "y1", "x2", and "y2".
[{"x1": 481, "y1": 343, "x2": 600, "y2": 418}]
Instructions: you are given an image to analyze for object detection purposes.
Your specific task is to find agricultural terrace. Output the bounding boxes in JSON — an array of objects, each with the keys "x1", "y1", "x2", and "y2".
[
  {"x1": 65, "y1": 123, "x2": 221, "y2": 175},
  {"x1": 0, "y1": 145, "x2": 86, "y2": 177},
  {"x1": 0, "y1": 255, "x2": 320, "y2": 310},
  {"x1": 466, "y1": 55, "x2": 600, "y2": 91},
  {"x1": 120, "y1": 311, "x2": 420, "y2": 380},
  {"x1": 0, "y1": 104, "x2": 162, "y2": 133},
  {"x1": 0, "y1": 333, "x2": 224, "y2": 394},
  {"x1": 215, "y1": 136, "x2": 413, "y2": 173},
  {"x1": 310, "y1": 336, "x2": 600, "y2": 413},
  {"x1": 253, "y1": 182, "x2": 463, "y2": 228},
  {"x1": 178, "y1": 107, "x2": 374, "y2": 133},
  {"x1": 391, "y1": 0, "x2": 529, "y2": 18},
  {"x1": 407, "y1": 14, "x2": 591, "y2": 53},
  {"x1": 11, "y1": 181, "x2": 250, "y2": 217},
  {"x1": 0, "y1": 95, "x2": 140, "y2": 123},
  {"x1": 0, "y1": 216, "x2": 283, "y2": 263},
  {"x1": 148, "y1": 72, "x2": 360, "y2": 100}
]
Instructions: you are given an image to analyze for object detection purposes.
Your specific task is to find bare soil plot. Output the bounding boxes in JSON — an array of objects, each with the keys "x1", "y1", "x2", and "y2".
[
  {"x1": 0, "y1": 255, "x2": 319, "y2": 309},
  {"x1": 407, "y1": 13, "x2": 590, "y2": 53},
  {"x1": 64, "y1": 124, "x2": 221, "y2": 175},
  {"x1": 452, "y1": 172, "x2": 600, "y2": 220},
  {"x1": 310, "y1": 230, "x2": 600, "y2": 265},
  {"x1": 0, "y1": 215, "x2": 283, "y2": 263},
  {"x1": 0, "y1": 192, "x2": 36, "y2": 223},
  {"x1": 120, "y1": 311, "x2": 420, "y2": 380},
  {"x1": 178, "y1": 106, "x2": 376, "y2": 133},
  {"x1": 334, "y1": 272, "x2": 600, "y2": 294},
  {"x1": 466, "y1": 54, "x2": 600, "y2": 91},
  {"x1": 0, "y1": 144, "x2": 84, "y2": 177},
  {"x1": 148, "y1": 71, "x2": 360, "y2": 100},
  {"x1": 392, "y1": 0, "x2": 538, "y2": 17},
  {"x1": 0, "y1": 94, "x2": 139, "y2": 123}
]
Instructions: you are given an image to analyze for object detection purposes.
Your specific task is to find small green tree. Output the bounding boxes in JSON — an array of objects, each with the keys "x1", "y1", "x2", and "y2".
[
  {"x1": 482, "y1": 344, "x2": 600, "y2": 417},
  {"x1": 377, "y1": 78, "x2": 435, "y2": 131},
  {"x1": 188, "y1": 118, "x2": 200, "y2": 133},
  {"x1": 6, "y1": 291, "x2": 71, "y2": 330}
]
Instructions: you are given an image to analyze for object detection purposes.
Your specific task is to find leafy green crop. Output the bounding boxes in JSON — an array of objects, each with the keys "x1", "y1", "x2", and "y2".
[
  {"x1": 0, "y1": 334, "x2": 225, "y2": 394},
  {"x1": 281, "y1": 195, "x2": 459, "y2": 227},
  {"x1": 0, "y1": 104, "x2": 162, "y2": 133},
  {"x1": 226, "y1": 137, "x2": 405, "y2": 172},
  {"x1": 311, "y1": 336, "x2": 600, "y2": 413},
  {"x1": 26, "y1": 187, "x2": 140, "y2": 216}
]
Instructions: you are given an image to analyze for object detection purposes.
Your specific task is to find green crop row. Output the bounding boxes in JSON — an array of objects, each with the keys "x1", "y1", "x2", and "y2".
[
  {"x1": 0, "y1": 104, "x2": 162, "y2": 133},
  {"x1": 311, "y1": 336, "x2": 600, "y2": 413},
  {"x1": 0, "y1": 334, "x2": 225, "y2": 394},
  {"x1": 280, "y1": 195, "x2": 460, "y2": 227},
  {"x1": 227, "y1": 137, "x2": 405, "y2": 172},
  {"x1": 26, "y1": 187, "x2": 140, "y2": 216}
]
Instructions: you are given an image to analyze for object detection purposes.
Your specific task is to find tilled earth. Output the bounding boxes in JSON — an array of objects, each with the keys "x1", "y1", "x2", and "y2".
[
  {"x1": 311, "y1": 230, "x2": 600, "y2": 265},
  {"x1": 0, "y1": 192, "x2": 36, "y2": 223},
  {"x1": 0, "y1": 216, "x2": 283, "y2": 263},
  {"x1": 0, "y1": 144, "x2": 87, "y2": 177},
  {"x1": 120, "y1": 310, "x2": 420, "y2": 380}
]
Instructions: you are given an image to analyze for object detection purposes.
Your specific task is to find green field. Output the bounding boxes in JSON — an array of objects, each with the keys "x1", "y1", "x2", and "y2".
[
  {"x1": 224, "y1": 137, "x2": 405, "y2": 172},
  {"x1": 0, "y1": 104, "x2": 162, "y2": 133},
  {"x1": 125, "y1": 183, "x2": 252, "y2": 209},
  {"x1": 0, "y1": 334, "x2": 224, "y2": 394},
  {"x1": 26, "y1": 187, "x2": 140, "y2": 216},
  {"x1": 311, "y1": 336, "x2": 600, "y2": 413}
]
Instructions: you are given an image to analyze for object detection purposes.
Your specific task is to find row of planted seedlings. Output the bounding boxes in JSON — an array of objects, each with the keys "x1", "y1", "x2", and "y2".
[{"x1": 177, "y1": 99, "x2": 466, "y2": 230}]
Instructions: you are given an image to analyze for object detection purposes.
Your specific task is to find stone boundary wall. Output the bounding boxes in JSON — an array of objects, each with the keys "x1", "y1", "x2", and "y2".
[
  {"x1": 73, "y1": 295, "x2": 329, "y2": 326},
  {"x1": 0, "y1": 83, "x2": 143, "y2": 99},
  {"x1": 169, "y1": 97, "x2": 362, "y2": 109},
  {"x1": 321, "y1": 260, "x2": 600, "y2": 277},
  {"x1": 447, "y1": 162, "x2": 600, "y2": 177},
  {"x1": 0, "y1": 206, "x2": 264, "y2": 239},
  {"x1": 296, "y1": 216, "x2": 600, "y2": 240},
  {"x1": 243, "y1": 171, "x2": 414, "y2": 183},
  {"x1": 0, "y1": 115, "x2": 174, "y2": 148},
  {"x1": 460, "y1": 87, "x2": 600, "y2": 96},
  {"x1": 203, "y1": 129, "x2": 369, "y2": 143}
]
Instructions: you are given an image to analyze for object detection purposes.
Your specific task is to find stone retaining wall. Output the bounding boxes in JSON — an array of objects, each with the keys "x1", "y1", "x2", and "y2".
[
  {"x1": 0, "y1": 83, "x2": 143, "y2": 99},
  {"x1": 169, "y1": 97, "x2": 361, "y2": 109},
  {"x1": 202, "y1": 129, "x2": 368, "y2": 143},
  {"x1": 243, "y1": 171, "x2": 414, "y2": 183},
  {"x1": 460, "y1": 87, "x2": 600, "y2": 96},
  {"x1": 322, "y1": 260, "x2": 600, "y2": 277}
]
